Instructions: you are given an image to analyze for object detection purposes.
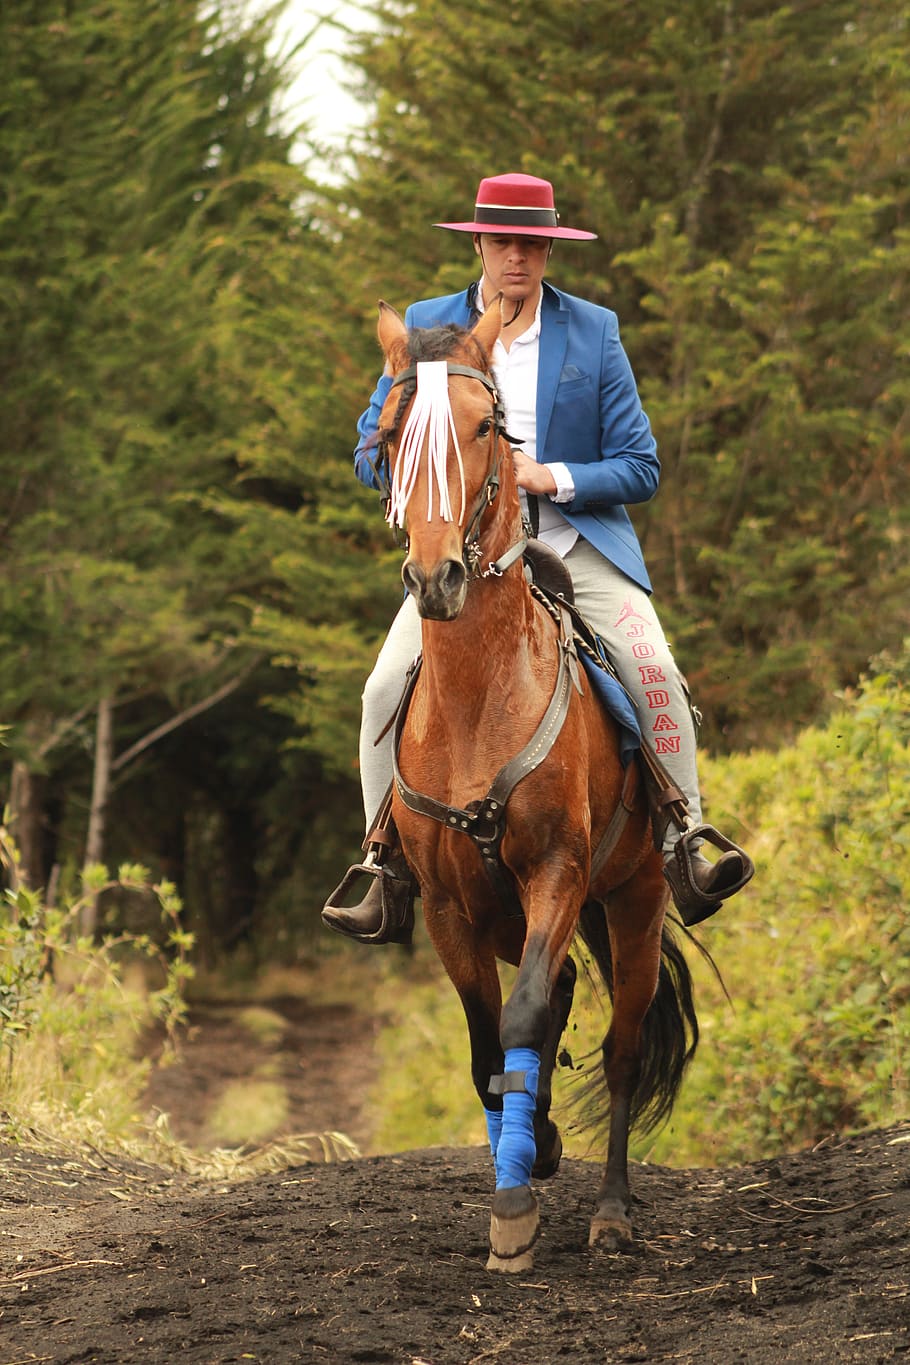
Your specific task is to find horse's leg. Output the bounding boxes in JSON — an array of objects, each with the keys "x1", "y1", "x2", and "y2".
[
  {"x1": 532, "y1": 953, "x2": 576, "y2": 1179},
  {"x1": 436, "y1": 926, "x2": 545, "y2": 1272},
  {"x1": 491, "y1": 924, "x2": 576, "y2": 1182},
  {"x1": 590, "y1": 861, "x2": 667, "y2": 1251},
  {"x1": 487, "y1": 893, "x2": 580, "y2": 1273},
  {"x1": 422, "y1": 898, "x2": 508, "y2": 1165}
]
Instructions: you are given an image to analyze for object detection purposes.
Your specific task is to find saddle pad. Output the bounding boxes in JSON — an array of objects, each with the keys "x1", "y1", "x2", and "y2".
[{"x1": 580, "y1": 649, "x2": 641, "y2": 767}]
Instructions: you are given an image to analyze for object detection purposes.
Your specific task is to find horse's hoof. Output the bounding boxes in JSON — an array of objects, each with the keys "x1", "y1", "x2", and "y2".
[
  {"x1": 488, "y1": 1184, "x2": 539, "y2": 1271},
  {"x1": 486, "y1": 1247, "x2": 535, "y2": 1273},
  {"x1": 589, "y1": 1199, "x2": 633, "y2": 1251},
  {"x1": 532, "y1": 1127, "x2": 562, "y2": 1180}
]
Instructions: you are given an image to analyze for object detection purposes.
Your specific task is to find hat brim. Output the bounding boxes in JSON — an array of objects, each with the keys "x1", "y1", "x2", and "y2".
[{"x1": 434, "y1": 221, "x2": 597, "y2": 241}]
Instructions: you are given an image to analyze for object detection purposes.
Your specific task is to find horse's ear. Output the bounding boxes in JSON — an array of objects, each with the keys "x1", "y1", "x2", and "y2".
[
  {"x1": 377, "y1": 301, "x2": 408, "y2": 362},
  {"x1": 470, "y1": 294, "x2": 504, "y2": 358}
]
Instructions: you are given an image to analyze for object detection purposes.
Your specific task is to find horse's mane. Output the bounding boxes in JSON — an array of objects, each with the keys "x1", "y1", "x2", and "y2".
[
  {"x1": 380, "y1": 325, "x2": 491, "y2": 449},
  {"x1": 408, "y1": 323, "x2": 495, "y2": 374}
]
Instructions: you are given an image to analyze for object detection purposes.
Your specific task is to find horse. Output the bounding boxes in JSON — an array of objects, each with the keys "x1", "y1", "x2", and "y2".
[{"x1": 373, "y1": 298, "x2": 698, "y2": 1272}]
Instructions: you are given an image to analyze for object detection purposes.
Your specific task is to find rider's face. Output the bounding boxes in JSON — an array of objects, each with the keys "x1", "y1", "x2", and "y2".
[{"x1": 474, "y1": 233, "x2": 552, "y2": 306}]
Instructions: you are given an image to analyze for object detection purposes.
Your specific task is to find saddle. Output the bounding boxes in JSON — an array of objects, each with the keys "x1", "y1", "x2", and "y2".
[{"x1": 522, "y1": 538, "x2": 575, "y2": 602}]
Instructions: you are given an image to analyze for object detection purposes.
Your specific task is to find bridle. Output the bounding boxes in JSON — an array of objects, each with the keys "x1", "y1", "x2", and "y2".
[{"x1": 376, "y1": 359, "x2": 528, "y2": 580}]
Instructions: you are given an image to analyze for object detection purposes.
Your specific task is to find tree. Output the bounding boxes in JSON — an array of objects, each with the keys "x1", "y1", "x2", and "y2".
[
  {"x1": 624, "y1": 2, "x2": 910, "y2": 741},
  {"x1": 327, "y1": 0, "x2": 910, "y2": 747},
  {"x1": 0, "y1": 0, "x2": 387, "y2": 926},
  {"x1": 5, "y1": 0, "x2": 908, "y2": 952}
]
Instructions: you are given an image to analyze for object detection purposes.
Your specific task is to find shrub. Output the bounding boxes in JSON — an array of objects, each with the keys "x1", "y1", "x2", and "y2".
[
  {"x1": 0, "y1": 827, "x2": 194, "y2": 1144},
  {"x1": 653, "y1": 643, "x2": 910, "y2": 1164}
]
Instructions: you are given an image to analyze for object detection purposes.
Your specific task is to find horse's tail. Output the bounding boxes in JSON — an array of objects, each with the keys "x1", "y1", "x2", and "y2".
[{"x1": 574, "y1": 900, "x2": 700, "y2": 1134}]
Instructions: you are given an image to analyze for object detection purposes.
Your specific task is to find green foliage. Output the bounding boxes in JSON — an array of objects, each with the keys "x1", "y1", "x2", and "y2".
[
  {"x1": 0, "y1": 825, "x2": 194, "y2": 1137},
  {"x1": 368, "y1": 648, "x2": 910, "y2": 1164},
  {"x1": 656, "y1": 643, "x2": 910, "y2": 1164},
  {"x1": 333, "y1": 0, "x2": 910, "y2": 751},
  {"x1": 0, "y1": 883, "x2": 46, "y2": 1046},
  {"x1": 0, "y1": 0, "x2": 388, "y2": 937},
  {"x1": 0, "y1": 0, "x2": 299, "y2": 777}
]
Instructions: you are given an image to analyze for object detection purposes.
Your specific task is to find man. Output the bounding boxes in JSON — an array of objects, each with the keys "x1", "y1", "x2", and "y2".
[{"x1": 323, "y1": 172, "x2": 751, "y2": 944}]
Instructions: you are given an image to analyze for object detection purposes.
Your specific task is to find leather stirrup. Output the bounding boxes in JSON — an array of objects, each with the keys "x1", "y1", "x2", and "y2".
[
  {"x1": 663, "y1": 824, "x2": 755, "y2": 927},
  {"x1": 321, "y1": 853, "x2": 416, "y2": 945}
]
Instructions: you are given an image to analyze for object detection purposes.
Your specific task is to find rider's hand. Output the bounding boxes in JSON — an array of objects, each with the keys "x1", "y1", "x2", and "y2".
[{"x1": 512, "y1": 448, "x2": 557, "y2": 496}]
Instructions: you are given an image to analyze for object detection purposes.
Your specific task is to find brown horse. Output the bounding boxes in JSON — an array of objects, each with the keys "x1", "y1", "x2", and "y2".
[{"x1": 374, "y1": 299, "x2": 697, "y2": 1272}]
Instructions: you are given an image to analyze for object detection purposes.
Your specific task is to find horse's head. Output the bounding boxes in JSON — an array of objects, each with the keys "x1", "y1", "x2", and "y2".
[{"x1": 376, "y1": 301, "x2": 517, "y2": 621}]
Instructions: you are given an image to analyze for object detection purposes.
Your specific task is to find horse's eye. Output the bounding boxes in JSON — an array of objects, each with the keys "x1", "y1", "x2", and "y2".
[{"x1": 477, "y1": 418, "x2": 492, "y2": 439}]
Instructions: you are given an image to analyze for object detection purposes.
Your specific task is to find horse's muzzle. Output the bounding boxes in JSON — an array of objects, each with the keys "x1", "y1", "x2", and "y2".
[{"x1": 402, "y1": 556, "x2": 467, "y2": 620}]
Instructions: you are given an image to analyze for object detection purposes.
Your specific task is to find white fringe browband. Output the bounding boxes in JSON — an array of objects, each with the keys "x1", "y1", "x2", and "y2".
[{"x1": 386, "y1": 361, "x2": 466, "y2": 529}]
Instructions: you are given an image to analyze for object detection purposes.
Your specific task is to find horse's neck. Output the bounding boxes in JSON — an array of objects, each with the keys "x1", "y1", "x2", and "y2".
[{"x1": 419, "y1": 563, "x2": 545, "y2": 716}]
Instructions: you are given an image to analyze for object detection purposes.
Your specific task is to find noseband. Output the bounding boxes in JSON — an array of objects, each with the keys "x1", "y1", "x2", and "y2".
[{"x1": 378, "y1": 361, "x2": 527, "y2": 579}]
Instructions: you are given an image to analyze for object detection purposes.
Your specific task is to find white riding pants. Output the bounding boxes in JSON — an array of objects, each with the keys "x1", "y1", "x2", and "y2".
[{"x1": 359, "y1": 538, "x2": 702, "y2": 852}]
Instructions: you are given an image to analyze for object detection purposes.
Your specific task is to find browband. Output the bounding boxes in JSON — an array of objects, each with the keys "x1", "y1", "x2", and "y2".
[{"x1": 390, "y1": 362, "x2": 499, "y2": 396}]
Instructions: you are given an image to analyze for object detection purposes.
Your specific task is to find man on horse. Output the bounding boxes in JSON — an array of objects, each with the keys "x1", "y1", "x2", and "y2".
[{"x1": 323, "y1": 172, "x2": 752, "y2": 945}]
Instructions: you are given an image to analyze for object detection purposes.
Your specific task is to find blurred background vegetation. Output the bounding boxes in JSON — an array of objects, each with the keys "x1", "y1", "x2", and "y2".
[{"x1": 1, "y1": 0, "x2": 907, "y2": 1167}]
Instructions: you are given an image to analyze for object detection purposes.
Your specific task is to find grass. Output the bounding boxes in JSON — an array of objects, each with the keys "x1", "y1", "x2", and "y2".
[{"x1": 0, "y1": 843, "x2": 369, "y2": 1177}]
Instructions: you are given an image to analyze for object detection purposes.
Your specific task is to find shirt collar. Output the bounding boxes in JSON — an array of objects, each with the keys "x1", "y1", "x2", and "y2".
[{"x1": 475, "y1": 278, "x2": 543, "y2": 342}]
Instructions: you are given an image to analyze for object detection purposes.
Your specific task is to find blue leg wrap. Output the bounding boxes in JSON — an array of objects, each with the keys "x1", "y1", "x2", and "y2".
[
  {"x1": 494, "y1": 1047, "x2": 540, "y2": 1191},
  {"x1": 483, "y1": 1107, "x2": 503, "y2": 1157}
]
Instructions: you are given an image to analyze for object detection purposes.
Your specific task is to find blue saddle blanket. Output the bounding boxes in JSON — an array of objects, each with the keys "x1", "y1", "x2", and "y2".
[{"x1": 580, "y1": 645, "x2": 641, "y2": 768}]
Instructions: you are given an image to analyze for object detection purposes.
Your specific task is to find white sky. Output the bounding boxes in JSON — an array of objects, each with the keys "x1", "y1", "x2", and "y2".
[{"x1": 268, "y1": 1, "x2": 376, "y2": 153}]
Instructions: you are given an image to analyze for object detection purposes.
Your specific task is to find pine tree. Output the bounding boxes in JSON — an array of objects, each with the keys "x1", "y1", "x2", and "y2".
[
  {"x1": 328, "y1": 0, "x2": 910, "y2": 747},
  {"x1": 0, "y1": 0, "x2": 386, "y2": 909}
]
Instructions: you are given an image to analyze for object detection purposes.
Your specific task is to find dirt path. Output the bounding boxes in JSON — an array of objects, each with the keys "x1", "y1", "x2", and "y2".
[
  {"x1": 2, "y1": 982, "x2": 908, "y2": 1363},
  {"x1": 2, "y1": 1122, "x2": 908, "y2": 1363},
  {"x1": 141, "y1": 993, "x2": 381, "y2": 1156}
]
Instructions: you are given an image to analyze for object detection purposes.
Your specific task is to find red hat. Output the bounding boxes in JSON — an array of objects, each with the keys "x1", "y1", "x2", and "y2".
[{"x1": 435, "y1": 173, "x2": 597, "y2": 241}]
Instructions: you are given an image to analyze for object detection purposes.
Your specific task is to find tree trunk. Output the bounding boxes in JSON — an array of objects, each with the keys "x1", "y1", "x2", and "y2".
[
  {"x1": 80, "y1": 695, "x2": 114, "y2": 936},
  {"x1": 7, "y1": 760, "x2": 46, "y2": 890}
]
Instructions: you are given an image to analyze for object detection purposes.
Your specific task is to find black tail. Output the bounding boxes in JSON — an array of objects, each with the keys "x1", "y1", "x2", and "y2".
[{"x1": 573, "y1": 900, "x2": 700, "y2": 1134}]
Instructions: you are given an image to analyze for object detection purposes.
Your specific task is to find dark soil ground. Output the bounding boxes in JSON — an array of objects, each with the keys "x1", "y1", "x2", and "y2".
[{"x1": 2, "y1": 991, "x2": 908, "y2": 1364}]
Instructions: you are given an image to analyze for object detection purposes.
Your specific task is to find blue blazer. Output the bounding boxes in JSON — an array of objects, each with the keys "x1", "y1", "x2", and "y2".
[{"x1": 354, "y1": 282, "x2": 658, "y2": 592}]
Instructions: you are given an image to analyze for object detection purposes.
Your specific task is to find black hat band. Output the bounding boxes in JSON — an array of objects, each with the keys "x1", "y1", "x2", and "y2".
[{"x1": 473, "y1": 205, "x2": 559, "y2": 227}]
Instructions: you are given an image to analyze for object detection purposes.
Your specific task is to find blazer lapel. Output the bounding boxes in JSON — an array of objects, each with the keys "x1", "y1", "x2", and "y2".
[{"x1": 536, "y1": 286, "x2": 569, "y2": 460}]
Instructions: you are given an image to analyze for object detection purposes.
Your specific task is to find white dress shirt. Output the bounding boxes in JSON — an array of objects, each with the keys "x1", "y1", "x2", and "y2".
[{"x1": 476, "y1": 283, "x2": 579, "y2": 558}]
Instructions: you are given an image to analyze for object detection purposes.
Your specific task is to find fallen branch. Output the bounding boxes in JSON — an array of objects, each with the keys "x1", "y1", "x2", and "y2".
[
  {"x1": 738, "y1": 1190, "x2": 895, "y2": 1222},
  {"x1": 3, "y1": 1258, "x2": 122, "y2": 1285}
]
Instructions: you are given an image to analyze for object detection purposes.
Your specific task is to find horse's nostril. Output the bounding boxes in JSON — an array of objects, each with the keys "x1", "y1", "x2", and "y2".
[
  {"x1": 436, "y1": 559, "x2": 467, "y2": 598},
  {"x1": 402, "y1": 561, "x2": 425, "y2": 596},
  {"x1": 403, "y1": 557, "x2": 466, "y2": 617}
]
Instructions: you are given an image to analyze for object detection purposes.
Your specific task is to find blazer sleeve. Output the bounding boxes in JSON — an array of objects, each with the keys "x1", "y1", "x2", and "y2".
[
  {"x1": 354, "y1": 371, "x2": 394, "y2": 490},
  {"x1": 557, "y1": 313, "x2": 660, "y2": 512},
  {"x1": 354, "y1": 294, "x2": 477, "y2": 488}
]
